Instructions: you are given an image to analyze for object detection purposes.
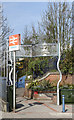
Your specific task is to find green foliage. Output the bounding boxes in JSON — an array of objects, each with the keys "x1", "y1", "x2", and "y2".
[
  {"x1": 59, "y1": 84, "x2": 74, "y2": 89},
  {"x1": 52, "y1": 86, "x2": 57, "y2": 90},
  {"x1": 27, "y1": 57, "x2": 57, "y2": 78},
  {"x1": 67, "y1": 85, "x2": 74, "y2": 89},
  {"x1": 39, "y1": 79, "x2": 51, "y2": 90},
  {"x1": 60, "y1": 48, "x2": 73, "y2": 75},
  {"x1": 27, "y1": 79, "x2": 51, "y2": 91},
  {"x1": 27, "y1": 80, "x2": 39, "y2": 90}
]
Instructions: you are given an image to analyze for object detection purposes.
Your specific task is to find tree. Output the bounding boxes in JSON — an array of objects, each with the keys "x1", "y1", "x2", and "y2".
[
  {"x1": 23, "y1": 24, "x2": 39, "y2": 45},
  {"x1": 0, "y1": 4, "x2": 13, "y2": 76},
  {"x1": 22, "y1": 26, "x2": 32, "y2": 45},
  {"x1": 31, "y1": 24, "x2": 39, "y2": 44},
  {"x1": 39, "y1": 2, "x2": 72, "y2": 75},
  {"x1": 60, "y1": 47, "x2": 73, "y2": 74},
  {"x1": 40, "y1": 2, "x2": 72, "y2": 52},
  {"x1": 22, "y1": 2, "x2": 73, "y2": 77}
]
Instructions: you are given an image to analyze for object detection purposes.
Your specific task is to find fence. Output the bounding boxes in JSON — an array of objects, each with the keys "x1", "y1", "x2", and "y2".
[{"x1": 60, "y1": 89, "x2": 74, "y2": 104}]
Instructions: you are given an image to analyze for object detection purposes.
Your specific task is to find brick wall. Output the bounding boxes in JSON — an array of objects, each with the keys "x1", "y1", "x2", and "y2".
[
  {"x1": 25, "y1": 72, "x2": 73, "y2": 87},
  {"x1": 45, "y1": 73, "x2": 73, "y2": 86}
]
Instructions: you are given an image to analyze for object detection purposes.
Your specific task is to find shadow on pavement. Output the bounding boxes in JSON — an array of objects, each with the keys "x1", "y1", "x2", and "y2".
[
  {"x1": 65, "y1": 109, "x2": 68, "y2": 112},
  {"x1": 15, "y1": 101, "x2": 44, "y2": 113},
  {"x1": 33, "y1": 102, "x2": 43, "y2": 105},
  {"x1": 16, "y1": 104, "x2": 24, "y2": 109},
  {"x1": 16, "y1": 100, "x2": 24, "y2": 104}
]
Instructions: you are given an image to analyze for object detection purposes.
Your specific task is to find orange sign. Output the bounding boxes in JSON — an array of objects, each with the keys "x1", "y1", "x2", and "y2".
[
  {"x1": 9, "y1": 34, "x2": 20, "y2": 46},
  {"x1": 9, "y1": 34, "x2": 21, "y2": 51}
]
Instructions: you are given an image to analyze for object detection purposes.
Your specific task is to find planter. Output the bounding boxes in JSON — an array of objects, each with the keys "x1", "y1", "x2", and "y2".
[{"x1": 39, "y1": 89, "x2": 56, "y2": 93}]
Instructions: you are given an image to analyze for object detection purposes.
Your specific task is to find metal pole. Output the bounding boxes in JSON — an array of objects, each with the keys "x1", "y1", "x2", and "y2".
[
  {"x1": 4, "y1": 51, "x2": 5, "y2": 77},
  {"x1": 9, "y1": 52, "x2": 13, "y2": 85},
  {"x1": 62, "y1": 95, "x2": 65, "y2": 112},
  {"x1": 6, "y1": 51, "x2": 8, "y2": 86},
  {"x1": 57, "y1": 42, "x2": 62, "y2": 105},
  {"x1": 13, "y1": 51, "x2": 16, "y2": 112}
]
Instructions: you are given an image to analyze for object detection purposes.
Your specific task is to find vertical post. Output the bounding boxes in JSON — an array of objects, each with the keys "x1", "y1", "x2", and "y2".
[
  {"x1": 13, "y1": 51, "x2": 16, "y2": 112},
  {"x1": 62, "y1": 95, "x2": 65, "y2": 112},
  {"x1": 57, "y1": 42, "x2": 62, "y2": 105},
  {"x1": 5, "y1": 51, "x2": 8, "y2": 103},
  {"x1": 6, "y1": 51, "x2": 8, "y2": 86},
  {"x1": 9, "y1": 51, "x2": 13, "y2": 85},
  {"x1": 4, "y1": 51, "x2": 5, "y2": 77}
]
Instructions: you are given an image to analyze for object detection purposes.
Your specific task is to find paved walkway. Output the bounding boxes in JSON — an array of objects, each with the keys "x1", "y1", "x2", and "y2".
[{"x1": 1, "y1": 97, "x2": 73, "y2": 119}]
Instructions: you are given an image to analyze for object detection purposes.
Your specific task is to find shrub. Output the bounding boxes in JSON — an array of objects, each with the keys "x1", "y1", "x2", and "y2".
[{"x1": 27, "y1": 79, "x2": 51, "y2": 91}]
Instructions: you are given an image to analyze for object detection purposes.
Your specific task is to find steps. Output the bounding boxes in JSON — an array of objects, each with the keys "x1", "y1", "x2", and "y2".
[{"x1": 33, "y1": 93, "x2": 53, "y2": 102}]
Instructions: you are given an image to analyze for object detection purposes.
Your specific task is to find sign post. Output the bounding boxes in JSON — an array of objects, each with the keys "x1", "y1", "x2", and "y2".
[
  {"x1": 13, "y1": 51, "x2": 16, "y2": 112},
  {"x1": 9, "y1": 34, "x2": 21, "y2": 112}
]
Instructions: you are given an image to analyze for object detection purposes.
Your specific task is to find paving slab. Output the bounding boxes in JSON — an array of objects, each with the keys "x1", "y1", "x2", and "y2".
[{"x1": 1, "y1": 97, "x2": 73, "y2": 119}]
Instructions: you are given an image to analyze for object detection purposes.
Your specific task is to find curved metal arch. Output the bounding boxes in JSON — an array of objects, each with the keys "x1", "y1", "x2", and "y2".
[{"x1": 57, "y1": 43, "x2": 62, "y2": 105}]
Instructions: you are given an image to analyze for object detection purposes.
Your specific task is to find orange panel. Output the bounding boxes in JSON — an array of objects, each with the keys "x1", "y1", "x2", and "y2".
[{"x1": 9, "y1": 34, "x2": 20, "y2": 46}]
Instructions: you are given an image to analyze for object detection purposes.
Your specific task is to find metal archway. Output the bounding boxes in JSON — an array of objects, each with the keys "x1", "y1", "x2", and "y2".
[{"x1": 8, "y1": 42, "x2": 62, "y2": 111}]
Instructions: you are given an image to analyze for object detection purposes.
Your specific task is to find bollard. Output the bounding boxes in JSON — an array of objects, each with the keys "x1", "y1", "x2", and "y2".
[{"x1": 62, "y1": 95, "x2": 65, "y2": 112}]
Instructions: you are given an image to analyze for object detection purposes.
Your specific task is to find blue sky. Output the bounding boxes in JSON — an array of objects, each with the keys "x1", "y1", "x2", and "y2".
[{"x1": 3, "y1": 2, "x2": 48, "y2": 40}]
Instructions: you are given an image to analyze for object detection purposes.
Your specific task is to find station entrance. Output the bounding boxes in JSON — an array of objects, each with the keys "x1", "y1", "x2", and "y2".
[{"x1": 7, "y1": 38, "x2": 62, "y2": 111}]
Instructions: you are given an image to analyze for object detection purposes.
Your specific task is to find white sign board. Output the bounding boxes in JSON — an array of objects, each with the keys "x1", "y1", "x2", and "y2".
[{"x1": 16, "y1": 43, "x2": 58, "y2": 58}]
